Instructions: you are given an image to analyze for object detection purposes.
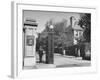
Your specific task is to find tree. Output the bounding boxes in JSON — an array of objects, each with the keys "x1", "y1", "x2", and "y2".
[
  {"x1": 53, "y1": 19, "x2": 74, "y2": 47},
  {"x1": 78, "y1": 13, "x2": 91, "y2": 42},
  {"x1": 38, "y1": 18, "x2": 74, "y2": 49}
]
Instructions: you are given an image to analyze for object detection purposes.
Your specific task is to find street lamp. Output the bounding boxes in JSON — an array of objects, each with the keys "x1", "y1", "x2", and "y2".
[
  {"x1": 46, "y1": 24, "x2": 54, "y2": 64},
  {"x1": 49, "y1": 25, "x2": 54, "y2": 30}
]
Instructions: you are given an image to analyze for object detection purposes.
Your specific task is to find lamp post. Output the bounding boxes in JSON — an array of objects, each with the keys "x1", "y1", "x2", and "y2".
[{"x1": 46, "y1": 25, "x2": 54, "y2": 64}]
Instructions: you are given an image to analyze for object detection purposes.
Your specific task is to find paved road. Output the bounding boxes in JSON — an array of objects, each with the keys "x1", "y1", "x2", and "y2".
[
  {"x1": 36, "y1": 53, "x2": 91, "y2": 68},
  {"x1": 54, "y1": 54, "x2": 91, "y2": 68}
]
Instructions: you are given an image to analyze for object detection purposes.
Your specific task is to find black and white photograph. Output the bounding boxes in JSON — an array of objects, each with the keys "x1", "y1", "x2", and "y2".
[
  {"x1": 11, "y1": 2, "x2": 97, "y2": 78},
  {"x1": 23, "y1": 10, "x2": 91, "y2": 69}
]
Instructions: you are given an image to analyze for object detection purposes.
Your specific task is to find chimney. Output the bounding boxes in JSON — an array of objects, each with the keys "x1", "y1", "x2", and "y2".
[{"x1": 70, "y1": 16, "x2": 76, "y2": 28}]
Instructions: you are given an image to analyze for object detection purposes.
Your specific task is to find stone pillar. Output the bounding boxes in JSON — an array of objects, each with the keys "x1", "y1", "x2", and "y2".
[
  {"x1": 46, "y1": 32, "x2": 54, "y2": 64},
  {"x1": 23, "y1": 19, "x2": 38, "y2": 68},
  {"x1": 46, "y1": 25, "x2": 54, "y2": 64}
]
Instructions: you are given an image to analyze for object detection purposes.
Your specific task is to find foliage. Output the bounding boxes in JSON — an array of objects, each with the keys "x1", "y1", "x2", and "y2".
[
  {"x1": 78, "y1": 13, "x2": 91, "y2": 42},
  {"x1": 41, "y1": 19, "x2": 74, "y2": 48}
]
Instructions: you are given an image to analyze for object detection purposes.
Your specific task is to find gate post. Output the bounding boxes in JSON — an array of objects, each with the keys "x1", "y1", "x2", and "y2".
[
  {"x1": 46, "y1": 25, "x2": 54, "y2": 64},
  {"x1": 23, "y1": 19, "x2": 38, "y2": 68}
]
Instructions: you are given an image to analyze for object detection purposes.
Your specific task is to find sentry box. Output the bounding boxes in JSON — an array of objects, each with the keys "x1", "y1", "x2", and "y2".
[{"x1": 23, "y1": 19, "x2": 38, "y2": 68}]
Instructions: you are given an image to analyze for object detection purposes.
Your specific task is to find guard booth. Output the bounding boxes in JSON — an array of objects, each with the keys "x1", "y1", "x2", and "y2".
[{"x1": 23, "y1": 19, "x2": 38, "y2": 68}]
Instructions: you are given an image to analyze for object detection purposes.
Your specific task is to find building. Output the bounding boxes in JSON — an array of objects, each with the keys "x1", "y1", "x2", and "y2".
[{"x1": 70, "y1": 16, "x2": 84, "y2": 45}]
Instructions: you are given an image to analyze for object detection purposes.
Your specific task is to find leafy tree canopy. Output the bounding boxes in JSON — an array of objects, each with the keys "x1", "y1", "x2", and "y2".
[{"x1": 78, "y1": 13, "x2": 91, "y2": 42}]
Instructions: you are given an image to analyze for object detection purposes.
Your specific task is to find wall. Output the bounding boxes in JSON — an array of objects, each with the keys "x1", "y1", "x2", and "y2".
[{"x1": 0, "y1": 0, "x2": 99, "y2": 80}]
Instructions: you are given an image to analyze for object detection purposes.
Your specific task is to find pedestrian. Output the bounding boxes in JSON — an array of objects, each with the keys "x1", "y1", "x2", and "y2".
[{"x1": 38, "y1": 46, "x2": 44, "y2": 63}]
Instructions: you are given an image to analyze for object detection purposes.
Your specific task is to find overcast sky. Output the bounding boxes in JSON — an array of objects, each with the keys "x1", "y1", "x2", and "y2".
[{"x1": 23, "y1": 10, "x2": 81, "y2": 33}]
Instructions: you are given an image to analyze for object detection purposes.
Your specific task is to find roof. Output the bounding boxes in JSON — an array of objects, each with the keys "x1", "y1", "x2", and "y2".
[
  {"x1": 72, "y1": 25, "x2": 83, "y2": 31},
  {"x1": 72, "y1": 21, "x2": 83, "y2": 31},
  {"x1": 24, "y1": 19, "x2": 38, "y2": 27}
]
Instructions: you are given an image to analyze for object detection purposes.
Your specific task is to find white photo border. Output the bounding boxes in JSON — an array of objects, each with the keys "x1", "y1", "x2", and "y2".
[{"x1": 11, "y1": 1, "x2": 97, "y2": 78}]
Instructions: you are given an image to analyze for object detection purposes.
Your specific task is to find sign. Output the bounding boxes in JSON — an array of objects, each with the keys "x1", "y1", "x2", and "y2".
[{"x1": 26, "y1": 35, "x2": 34, "y2": 46}]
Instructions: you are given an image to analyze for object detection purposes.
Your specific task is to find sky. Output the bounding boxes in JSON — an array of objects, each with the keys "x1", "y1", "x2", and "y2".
[{"x1": 23, "y1": 10, "x2": 81, "y2": 33}]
